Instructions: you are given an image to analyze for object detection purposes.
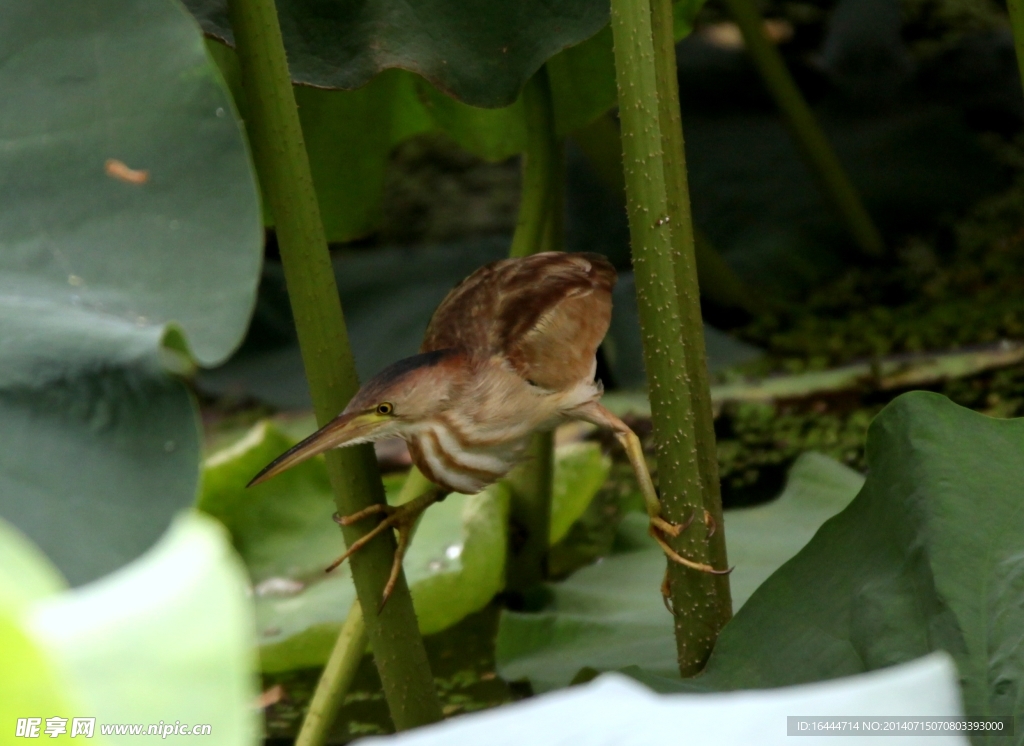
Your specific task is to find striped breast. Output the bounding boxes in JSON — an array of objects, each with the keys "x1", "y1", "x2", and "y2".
[{"x1": 405, "y1": 419, "x2": 527, "y2": 495}]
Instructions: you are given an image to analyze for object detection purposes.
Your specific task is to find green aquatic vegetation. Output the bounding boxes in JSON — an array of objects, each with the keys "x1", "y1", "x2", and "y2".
[
  {"x1": 739, "y1": 135, "x2": 1024, "y2": 372},
  {"x1": 714, "y1": 403, "x2": 877, "y2": 505}
]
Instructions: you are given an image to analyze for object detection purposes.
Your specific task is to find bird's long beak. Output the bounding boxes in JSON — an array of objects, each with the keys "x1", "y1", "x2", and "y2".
[{"x1": 247, "y1": 411, "x2": 384, "y2": 487}]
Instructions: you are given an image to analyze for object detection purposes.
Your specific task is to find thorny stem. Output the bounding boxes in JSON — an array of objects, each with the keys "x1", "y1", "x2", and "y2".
[
  {"x1": 225, "y1": 0, "x2": 442, "y2": 728},
  {"x1": 650, "y1": 0, "x2": 733, "y2": 672},
  {"x1": 721, "y1": 0, "x2": 884, "y2": 257},
  {"x1": 609, "y1": 0, "x2": 722, "y2": 675},
  {"x1": 296, "y1": 469, "x2": 437, "y2": 745},
  {"x1": 570, "y1": 115, "x2": 764, "y2": 314}
]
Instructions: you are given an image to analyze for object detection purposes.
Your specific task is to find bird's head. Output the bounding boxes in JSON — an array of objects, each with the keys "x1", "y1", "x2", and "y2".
[{"x1": 247, "y1": 348, "x2": 464, "y2": 487}]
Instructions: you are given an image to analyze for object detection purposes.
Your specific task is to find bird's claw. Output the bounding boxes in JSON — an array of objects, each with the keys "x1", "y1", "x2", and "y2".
[
  {"x1": 660, "y1": 569, "x2": 674, "y2": 614},
  {"x1": 648, "y1": 510, "x2": 732, "y2": 576},
  {"x1": 650, "y1": 511, "x2": 694, "y2": 538},
  {"x1": 651, "y1": 512, "x2": 732, "y2": 615},
  {"x1": 326, "y1": 495, "x2": 435, "y2": 613},
  {"x1": 704, "y1": 509, "x2": 717, "y2": 539}
]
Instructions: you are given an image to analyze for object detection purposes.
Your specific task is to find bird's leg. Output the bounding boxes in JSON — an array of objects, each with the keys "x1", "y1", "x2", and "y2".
[
  {"x1": 327, "y1": 489, "x2": 441, "y2": 612},
  {"x1": 572, "y1": 402, "x2": 730, "y2": 576},
  {"x1": 614, "y1": 426, "x2": 727, "y2": 575}
]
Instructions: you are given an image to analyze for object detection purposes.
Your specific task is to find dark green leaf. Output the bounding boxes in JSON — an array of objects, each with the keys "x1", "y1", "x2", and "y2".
[
  {"x1": 0, "y1": 0, "x2": 262, "y2": 585},
  {"x1": 184, "y1": 0, "x2": 609, "y2": 107},
  {"x1": 637, "y1": 393, "x2": 1024, "y2": 732}
]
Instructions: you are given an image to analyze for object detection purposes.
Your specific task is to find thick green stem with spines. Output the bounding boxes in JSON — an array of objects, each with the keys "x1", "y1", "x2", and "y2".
[
  {"x1": 571, "y1": 115, "x2": 763, "y2": 314},
  {"x1": 506, "y1": 66, "x2": 563, "y2": 595},
  {"x1": 296, "y1": 468, "x2": 436, "y2": 745},
  {"x1": 609, "y1": 0, "x2": 719, "y2": 674},
  {"x1": 722, "y1": 0, "x2": 884, "y2": 257},
  {"x1": 225, "y1": 0, "x2": 442, "y2": 729},
  {"x1": 650, "y1": 0, "x2": 732, "y2": 656}
]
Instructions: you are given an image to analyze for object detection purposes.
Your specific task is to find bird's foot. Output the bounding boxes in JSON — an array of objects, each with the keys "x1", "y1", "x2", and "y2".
[
  {"x1": 653, "y1": 509, "x2": 732, "y2": 614},
  {"x1": 326, "y1": 490, "x2": 439, "y2": 612},
  {"x1": 648, "y1": 509, "x2": 733, "y2": 576}
]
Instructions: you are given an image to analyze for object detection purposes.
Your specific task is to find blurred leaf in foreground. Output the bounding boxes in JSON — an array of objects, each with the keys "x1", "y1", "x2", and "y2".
[
  {"x1": 1, "y1": 512, "x2": 257, "y2": 743},
  {"x1": 495, "y1": 452, "x2": 861, "y2": 692},
  {"x1": 354, "y1": 655, "x2": 967, "y2": 746}
]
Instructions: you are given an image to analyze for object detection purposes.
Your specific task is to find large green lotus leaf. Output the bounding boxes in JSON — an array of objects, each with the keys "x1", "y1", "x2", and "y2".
[
  {"x1": 24, "y1": 512, "x2": 258, "y2": 744},
  {"x1": 495, "y1": 452, "x2": 863, "y2": 692},
  {"x1": 198, "y1": 420, "x2": 511, "y2": 672},
  {"x1": 358, "y1": 0, "x2": 707, "y2": 165},
  {"x1": 0, "y1": 0, "x2": 261, "y2": 586},
  {"x1": 724, "y1": 452, "x2": 864, "y2": 608},
  {"x1": 184, "y1": 0, "x2": 609, "y2": 107},
  {"x1": 0, "y1": 0, "x2": 260, "y2": 589},
  {"x1": 634, "y1": 393, "x2": 1024, "y2": 731},
  {"x1": 410, "y1": 24, "x2": 624, "y2": 160}
]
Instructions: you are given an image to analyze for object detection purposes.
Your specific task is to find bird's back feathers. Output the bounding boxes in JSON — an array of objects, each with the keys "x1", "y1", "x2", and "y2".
[{"x1": 421, "y1": 252, "x2": 616, "y2": 390}]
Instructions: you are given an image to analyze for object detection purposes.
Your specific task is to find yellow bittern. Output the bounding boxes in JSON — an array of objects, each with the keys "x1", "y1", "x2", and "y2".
[{"x1": 249, "y1": 252, "x2": 727, "y2": 606}]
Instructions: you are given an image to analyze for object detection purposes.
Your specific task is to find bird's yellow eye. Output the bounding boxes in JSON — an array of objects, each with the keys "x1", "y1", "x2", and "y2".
[{"x1": 376, "y1": 402, "x2": 394, "y2": 416}]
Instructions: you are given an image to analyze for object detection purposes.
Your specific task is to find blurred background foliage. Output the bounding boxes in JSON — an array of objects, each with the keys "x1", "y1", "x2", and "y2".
[{"x1": 4, "y1": 0, "x2": 1024, "y2": 741}]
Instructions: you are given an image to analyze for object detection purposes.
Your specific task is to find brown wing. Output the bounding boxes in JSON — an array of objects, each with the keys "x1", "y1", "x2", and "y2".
[{"x1": 422, "y1": 252, "x2": 616, "y2": 390}]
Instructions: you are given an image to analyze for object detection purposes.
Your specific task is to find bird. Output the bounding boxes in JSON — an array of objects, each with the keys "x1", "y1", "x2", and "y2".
[{"x1": 248, "y1": 252, "x2": 729, "y2": 607}]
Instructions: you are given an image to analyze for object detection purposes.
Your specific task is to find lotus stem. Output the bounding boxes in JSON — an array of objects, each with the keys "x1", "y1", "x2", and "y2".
[
  {"x1": 225, "y1": 0, "x2": 442, "y2": 728},
  {"x1": 610, "y1": 0, "x2": 722, "y2": 675},
  {"x1": 506, "y1": 66, "x2": 563, "y2": 594},
  {"x1": 650, "y1": 0, "x2": 733, "y2": 654},
  {"x1": 722, "y1": 0, "x2": 884, "y2": 257}
]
